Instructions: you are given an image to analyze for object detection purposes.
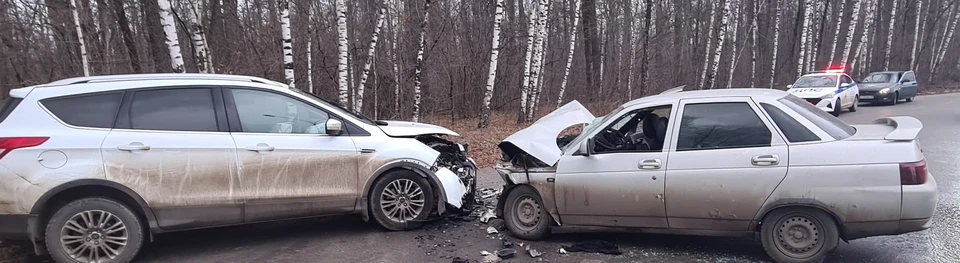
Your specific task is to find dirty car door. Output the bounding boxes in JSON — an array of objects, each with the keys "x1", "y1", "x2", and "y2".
[
  {"x1": 224, "y1": 88, "x2": 360, "y2": 222},
  {"x1": 102, "y1": 87, "x2": 242, "y2": 230},
  {"x1": 554, "y1": 103, "x2": 675, "y2": 228},
  {"x1": 664, "y1": 97, "x2": 788, "y2": 231}
]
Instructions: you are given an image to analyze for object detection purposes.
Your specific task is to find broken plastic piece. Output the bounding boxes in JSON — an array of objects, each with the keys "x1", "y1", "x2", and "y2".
[
  {"x1": 528, "y1": 248, "x2": 542, "y2": 258},
  {"x1": 481, "y1": 254, "x2": 500, "y2": 263},
  {"x1": 558, "y1": 248, "x2": 567, "y2": 254},
  {"x1": 496, "y1": 248, "x2": 517, "y2": 259},
  {"x1": 486, "y1": 226, "x2": 499, "y2": 234},
  {"x1": 501, "y1": 238, "x2": 513, "y2": 248},
  {"x1": 479, "y1": 209, "x2": 496, "y2": 223}
]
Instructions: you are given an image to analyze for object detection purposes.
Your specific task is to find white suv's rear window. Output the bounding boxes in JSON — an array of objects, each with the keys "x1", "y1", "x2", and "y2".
[
  {"x1": 779, "y1": 95, "x2": 856, "y2": 139},
  {"x1": 41, "y1": 92, "x2": 123, "y2": 128}
]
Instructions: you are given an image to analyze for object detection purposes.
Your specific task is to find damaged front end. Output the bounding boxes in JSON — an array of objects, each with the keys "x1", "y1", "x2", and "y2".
[{"x1": 417, "y1": 135, "x2": 478, "y2": 211}]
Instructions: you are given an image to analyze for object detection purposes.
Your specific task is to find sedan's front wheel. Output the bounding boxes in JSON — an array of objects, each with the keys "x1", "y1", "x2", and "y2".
[
  {"x1": 369, "y1": 170, "x2": 435, "y2": 231},
  {"x1": 760, "y1": 208, "x2": 839, "y2": 263},
  {"x1": 45, "y1": 197, "x2": 144, "y2": 263},
  {"x1": 503, "y1": 186, "x2": 551, "y2": 240},
  {"x1": 831, "y1": 99, "x2": 842, "y2": 116}
]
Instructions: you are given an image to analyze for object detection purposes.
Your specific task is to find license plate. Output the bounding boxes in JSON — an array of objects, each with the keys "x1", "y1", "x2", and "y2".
[{"x1": 861, "y1": 95, "x2": 874, "y2": 99}]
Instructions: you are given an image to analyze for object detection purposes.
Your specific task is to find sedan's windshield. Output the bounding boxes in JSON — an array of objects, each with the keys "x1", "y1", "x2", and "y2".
[
  {"x1": 289, "y1": 88, "x2": 377, "y2": 126},
  {"x1": 793, "y1": 75, "x2": 838, "y2": 88},
  {"x1": 562, "y1": 106, "x2": 621, "y2": 152},
  {"x1": 779, "y1": 95, "x2": 856, "y2": 139},
  {"x1": 861, "y1": 73, "x2": 899, "y2": 83}
]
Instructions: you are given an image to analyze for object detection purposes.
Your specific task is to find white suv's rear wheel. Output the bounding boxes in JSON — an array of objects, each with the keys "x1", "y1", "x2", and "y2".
[{"x1": 45, "y1": 197, "x2": 144, "y2": 263}]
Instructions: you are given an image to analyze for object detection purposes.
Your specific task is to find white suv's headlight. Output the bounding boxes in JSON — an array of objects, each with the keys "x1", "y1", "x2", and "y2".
[{"x1": 879, "y1": 88, "x2": 890, "y2": 94}]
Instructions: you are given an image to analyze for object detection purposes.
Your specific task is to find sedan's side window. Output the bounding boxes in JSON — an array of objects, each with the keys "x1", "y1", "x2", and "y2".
[
  {"x1": 903, "y1": 72, "x2": 916, "y2": 82},
  {"x1": 127, "y1": 88, "x2": 219, "y2": 132},
  {"x1": 231, "y1": 89, "x2": 331, "y2": 134},
  {"x1": 676, "y1": 102, "x2": 771, "y2": 151},
  {"x1": 841, "y1": 75, "x2": 853, "y2": 85},
  {"x1": 760, "y1": 103, "x2": 820, "y2": 143}
]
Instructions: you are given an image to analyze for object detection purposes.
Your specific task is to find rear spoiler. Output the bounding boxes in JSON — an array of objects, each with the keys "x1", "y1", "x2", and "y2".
[{"x1": 872, "y1": 116, "x2": 922, "y2": 141}]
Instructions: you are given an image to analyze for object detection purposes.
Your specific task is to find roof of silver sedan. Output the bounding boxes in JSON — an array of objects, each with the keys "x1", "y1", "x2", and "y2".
[{"x1": 623, "y1": 88, "x2": 790, "y2": 108}]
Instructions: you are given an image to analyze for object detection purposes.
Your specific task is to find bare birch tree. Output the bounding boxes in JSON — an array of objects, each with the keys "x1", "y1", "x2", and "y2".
[
  {"x1": 525, "y1": 0, "x2": 550, "y2": 122},
  {"x1": 726, "y1": 3, "x2": 741, "y2": 89},
  {"x1": 770, "y1": 0, "x2": 781, "y2": 88},
  {"x1": 841, "y1": 0, "x2": 863, "y2": 66},
  {"x1": 336, "y1": 0, "x2": 349, "y2": 106},
  {"x1": 705, "y1": 0, "x2": 733, "y2": 90},
  {"x1": 699, "y1": 1, "x2": 718, "y2": 89},
  {"x1": 188, "y1": 0, "x2": 212, "y2": 73},
  {"x1": 480, "y1": 0, "x2": 505, "y2": 128},
  {"x1": 884, "y1": 0, "x2": 900, "y2": 70},
  {"x1": 412, "y1": 0, "x2": 431, "y2": 122},
  {"x1": 556, "y1": 0, "x2": 582, "y2": 108},
  {"x1": 851, "y1": 0, "x2": 877, "y2": 73},
  {"x1": 356, "y1": 7, "x2": 386, "y2": 113},
  {"x1": 306, "y1": 3, "x2": 314, "y2": 94},
  {"x1": 911, "y1": 0, "x2": 923, "y2": 69},
  {"x1": 750, "y1": 0, "x2": 759, "y2": 87},
  {"x1": 930, "y1": 6, "x2": 960, "y2": 80},
  {"x1": 828, "y1": 0, "x2": 846, "y2": 63},
  {"x1": 158, "y1": 0, "x2": 184, "y2": 73},
  {"x1": 69, "y1": 0, "x2": 89, "y2": 76},
  {"x1": 519, "y1": 1, "x2": 538, "y2": 120},
  {"x1": 798, "y1": 0, "x2": 814, "y2": 76},
  {"x1": 391, "y1": 0, "x2": 401, "y2": 117}
]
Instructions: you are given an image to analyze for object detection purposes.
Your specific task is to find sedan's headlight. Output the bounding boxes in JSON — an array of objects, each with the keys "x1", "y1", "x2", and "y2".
[
  {"x1": 879, "y1": 88, "x2": 890, "y2": 94},
  {"x1": 820, "y1": 93, "x2": 834, "y2": 99}
]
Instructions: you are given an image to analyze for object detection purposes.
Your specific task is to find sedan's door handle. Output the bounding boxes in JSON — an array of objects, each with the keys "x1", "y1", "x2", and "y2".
[
  {"x1": 751, "y1": 154, "x2": 780, "y2": 166},
  {"x1": 246, "y1": 143, "x2": 276, "y2": 152},
  {"x1": 638, "y1": 158, "x2": 662, "y2": 170},
  {"x1": 117, "y1": 143, "x2": 150, "y2": 151}
]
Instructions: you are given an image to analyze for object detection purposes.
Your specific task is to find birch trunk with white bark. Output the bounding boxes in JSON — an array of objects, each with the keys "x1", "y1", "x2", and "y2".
[
  {"x1": 770, "y1": 0, "x2": 780, "y2": 88},
  {"x1": 828, "y1": 0, "x2": 846, "y2": 62},
  {"x1": 798, "y1": 0, "x2": 814, "y2": 77},
  {"x1": 188, "y1": 0, "x2": 212, "y2": 73},
  {"x1": 726, "y1": 4, "x2": 740, "y2": 89},
  {"x1": 930, "y1": 7, "x2": 960, "y2": 81},
  {"x1": 851, "y1": 0, "x2": 877, "y2": 73},
  {"x1": 700, "y1": 1, "x2": 718, "y2": 89},
  {"x1": 518, "y1": 2, "x2": 538, "y2": 120},
  {"x1": 69, "y1": 0, "x2": 90, "y2": 76},
  {"x1": 480, "y1": 0, "x2": 505, "y2": 128},
  {"x1": 158, "y1": 0, "x2": 184, "y2": 73},
  {"x1": 883, "y1": 0, "x2": 899, "y2": 70},
  {"x1": 336, "y1": 0, "x2": 349, "y2": 106},
  {"x1": 910, "y1": 0, "x2": 923, "y2": 69},
  {"x1": 841, "y1": 0, "x2": 862, "y2": 66},
  {"x1": 391, "y1": 0, "x2": 401, "y2": 117},
  {"x1": 705, "y1": 0, "x2": 732, "y2": 90},
  {"x1": 556, "y1": 0, "x2": 582, "y2": 109},
  {"x1": 750, "y1": 0, "x2": 758, "y2": 87},
  {"x1": 525, "y1": 0, "x2": 550, "y2": 122},
  {"x1": 355, "y1": 8, "x2": 386, "y2": 114},
  {"x1": 412, "y1": 0, "x2": 431, "y2": 122},
  {"x1": 279, "y1": 0, "x2": 294, "y2": 88},
  {"x1": 307, "y1": 4, "x2": 314, "y2": 94}
]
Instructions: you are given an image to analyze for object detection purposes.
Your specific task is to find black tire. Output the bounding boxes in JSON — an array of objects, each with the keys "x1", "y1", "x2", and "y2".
[
  {"x1": 369, "y1": 170, "x2": 435, "y2": 231},
  {"x1": 906, "y1": 95, "x2": 914, "y2": 102},
  {"x1": 849, "y1": 96, "x2": 858, "y2": 112},
  {"x1": 890, "y1": 92, "x2": 899, "y2": 105},
  {"x1": 45, "y1": 197, "x2": 144, "y2": 263},
  {"x1": 831, "y1": 99, "x2": 842, "y2": 117},
  {"x1": 503, "y1": 186, "x2": 551, "y2": 240},
  {"x1": 760, "y1": 207, "x2": 840, "y2": 263}
]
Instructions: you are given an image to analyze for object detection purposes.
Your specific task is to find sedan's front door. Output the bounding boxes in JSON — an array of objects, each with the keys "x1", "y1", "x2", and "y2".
[
  {"x1": 554, "y1": 104, "x2": 676, "y2": 228},
  {"x1": 664, "y1": 97, "x2": 788, "y2": 231},
  {"x1": 224, "y1": 88, "x2": 360, "y2": 222}
]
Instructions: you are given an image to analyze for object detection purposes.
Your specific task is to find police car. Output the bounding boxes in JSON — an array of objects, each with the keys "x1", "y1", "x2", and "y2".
[{"x1": 786, "y1": 68, "x2": 860, "y2": 116}]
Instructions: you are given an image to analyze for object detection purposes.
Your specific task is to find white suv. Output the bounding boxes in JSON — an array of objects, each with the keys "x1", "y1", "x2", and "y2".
[{"x1": 0, "y1": 74, "x2": 476, "y2": 262}]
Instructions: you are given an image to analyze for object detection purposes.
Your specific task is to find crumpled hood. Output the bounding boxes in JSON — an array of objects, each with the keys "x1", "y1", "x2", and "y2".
[
  {"x1": 378, "y1": 121, "x2": 460, "y2": 137},
  {"x1": 499, "y1": 100, "x2": 595, "y2": 166},
  {"x1": 858, "y1": 83, "x2": 895, "y2": 91}
]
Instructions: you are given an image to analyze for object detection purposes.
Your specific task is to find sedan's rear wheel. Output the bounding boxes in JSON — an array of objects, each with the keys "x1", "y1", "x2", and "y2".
[
  {"x1": 761, "y1": 208, "x2": 839, "y2": 263},
  {"x1": 45, "y1": 197, "x2": 144, "y2": 263},
  {"x1": 370, "y1": 170, "x2": 435, "y2": 231},
  {"x1": 503, "y1": 186, "x2": 550, "y2": 240}
]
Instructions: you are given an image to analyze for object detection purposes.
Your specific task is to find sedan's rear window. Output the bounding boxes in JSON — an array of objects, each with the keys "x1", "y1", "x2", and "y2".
[
  {"x1": 779, "y1": 95, "x2": 855, "y2": 140},
  {"x1": 42, "y1": 92, "x2": 123, "y2": 128}
]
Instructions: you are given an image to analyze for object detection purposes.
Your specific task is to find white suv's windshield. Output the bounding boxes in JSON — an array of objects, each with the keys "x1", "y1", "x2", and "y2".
[{"x1": 779, "y1": 95, "x2": 856, "y2": 139}]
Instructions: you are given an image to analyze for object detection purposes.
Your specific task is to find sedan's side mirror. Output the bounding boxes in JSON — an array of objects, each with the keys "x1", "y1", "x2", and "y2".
[
  {"x1": 325, "y1": 119, "x2": 343, "y2": 136},
  {"x1": 578, "y1": 138, "x2": 594, "y2": 156},
  {"x1": 840, "y1": 83, "x2": 851, "y2": 88}
]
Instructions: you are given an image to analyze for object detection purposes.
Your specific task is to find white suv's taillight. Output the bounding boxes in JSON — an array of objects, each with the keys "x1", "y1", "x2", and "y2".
[
  {"x1": 0, "y1": 137, "x2": 49, "y2": 160},
  {"x1": 900, "y1": 160, "x2": 928, "y2": 185}
]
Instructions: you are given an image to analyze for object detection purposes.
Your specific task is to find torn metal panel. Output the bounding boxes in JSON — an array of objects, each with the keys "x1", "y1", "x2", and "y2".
[
  {"x1": 498, "y1": 100, "x2": 594, "y2": 166},
  {"x1": 435, "y1": 168, "x2": 467, "y2": 208}
]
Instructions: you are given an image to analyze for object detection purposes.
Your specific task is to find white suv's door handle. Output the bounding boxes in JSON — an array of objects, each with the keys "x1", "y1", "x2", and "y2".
[
  {"x1": 638, "y1": 158, "x2": 662, "y2": 170},
  {"x1": 246, "y1": 143, "x2": 275, "y2": 152},
  {"x1": 117, "y1": 143, "x2": 150, "y2": 151},
  {"x1": 751, "y1": 154, "x2": 780, "y2": 166}
]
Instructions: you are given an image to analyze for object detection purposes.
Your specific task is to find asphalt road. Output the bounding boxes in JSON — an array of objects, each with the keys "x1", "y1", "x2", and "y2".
[{"x1": 47, "y1": 93, "x2": 959, "y2": 263}]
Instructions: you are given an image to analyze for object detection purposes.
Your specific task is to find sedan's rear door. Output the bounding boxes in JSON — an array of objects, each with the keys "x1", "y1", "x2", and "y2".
[{"x1": 663, "y1": 97, "x2": 788, "y2": 231}]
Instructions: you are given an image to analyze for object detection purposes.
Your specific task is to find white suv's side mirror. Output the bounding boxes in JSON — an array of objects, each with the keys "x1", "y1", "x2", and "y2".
[{"x1": 325, "y1": 119, "x2": 343, "y2": 136}]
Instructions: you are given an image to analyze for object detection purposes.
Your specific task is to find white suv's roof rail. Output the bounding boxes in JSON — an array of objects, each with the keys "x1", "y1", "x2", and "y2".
[{"x1": 41, "y1": 73, "x2": 287, "y2": 88}]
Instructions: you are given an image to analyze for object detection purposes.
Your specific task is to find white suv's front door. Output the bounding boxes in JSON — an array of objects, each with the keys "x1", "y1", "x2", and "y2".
[
  {"x1": 554, "y1": 104, "x2": 676, "y2": 229},
  {"x1": 101, "y1": 87, "x2": 242, "y2": 230},
  {"x1": 664, "y1": 97, "x2": 789, "y2": 231},
  {"x1": 224, "y1": 88, "x2": 360, "y2": 222}
]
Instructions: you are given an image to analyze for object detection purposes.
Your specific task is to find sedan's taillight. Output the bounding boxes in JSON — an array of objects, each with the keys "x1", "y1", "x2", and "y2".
[
  {"x1": 900, "y1": 160, "x2": 928, "y2": 185},
  {"x1": 0, "y1": 137, "x2": 49, "y2": 160}
]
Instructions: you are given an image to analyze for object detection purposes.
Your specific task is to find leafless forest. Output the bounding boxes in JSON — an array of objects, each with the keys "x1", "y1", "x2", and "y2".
[{"x1": 2, "y1": 0, "x2": 959, "y2": 125}]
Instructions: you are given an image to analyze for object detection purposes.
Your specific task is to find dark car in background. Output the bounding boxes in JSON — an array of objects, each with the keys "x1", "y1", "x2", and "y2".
[{"x1": 858, "y1": 71, "x2": 919, "y2": 105}]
